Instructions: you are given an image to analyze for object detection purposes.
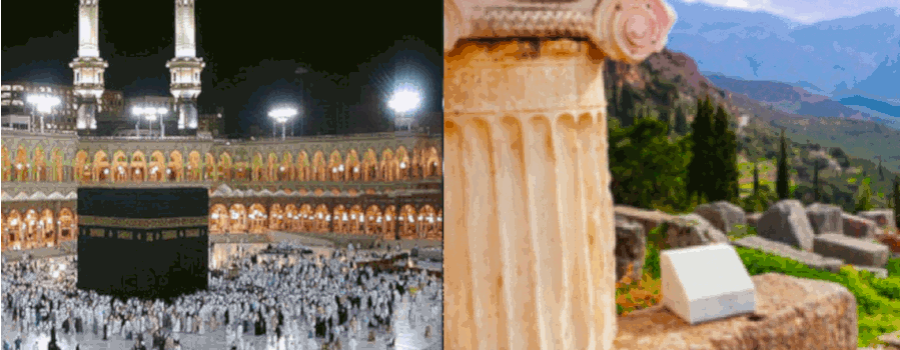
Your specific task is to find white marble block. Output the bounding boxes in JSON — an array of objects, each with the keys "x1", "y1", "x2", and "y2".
[{"x1": 661, "y1": 243, "x2": 757, "y2": 325}]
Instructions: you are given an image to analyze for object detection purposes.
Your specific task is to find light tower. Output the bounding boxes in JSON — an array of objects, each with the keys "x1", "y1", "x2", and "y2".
[
  {"x1": 69, "y1": 0, "x2": 107, "y2": 132},
  {"x1": 166, "y1": 0, "x2": 205, "y2": 134}
]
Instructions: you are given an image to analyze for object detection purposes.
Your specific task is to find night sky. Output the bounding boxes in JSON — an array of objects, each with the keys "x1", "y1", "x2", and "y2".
[{"x1": 1, "y1": 0, "x2": 442, "y2": 137}]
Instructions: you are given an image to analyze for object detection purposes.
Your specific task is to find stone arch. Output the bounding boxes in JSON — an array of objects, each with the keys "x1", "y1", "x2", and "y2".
[
  {"x1": 312, "y1": 151, "x2": 327, "y2": 181},
  {"x1": 384, "y1": 205, "x2": 397, "y2": 240},
  {"x1": 51, "y1": 148, "x2": 64, "y2": 182},
  {"x1": 436, "y1": 209, "x2": 443, "y2": 240},
  {"x1": 418, "y1": 205, "x2": 438, "y2": 240},
  {"x1": 346, "y1": 149, "x2": 361, "y2": 181},
  {"x1": 299, "y1": 204, "x2": 314, "y2": 232},
  {"x1": 24, "y1": 209, "x2": 39, "y2": 249},
  {"x1": 112, "y1": 150, "x2": 129, "y2": 182},
  {"x1": 205, "y1": 153, "x2": 217, "y2": 181},
  {"x1": 399, "y1": 204, "x2": 417, "y2": 239},
  {"x1": 424, "y1": 147, "x2": 441, "y2": 178},
  {"x1": 1, "y1": 146, "x2": 10, "y2": 182},
  {"x1": 285, "y1": 204, "x2": 299, "y2": 231},
  {"x1": 130, "y1": 151, "x2": 147, "y2": 182},
  {"x1": 234, "y1": 161, "x2": 250, "y2": 180},
  {"x1": 187, "y1": 151, "x2": 202, "y2": 181},
  {"x1": 332, "y1": 204, "x2": 348, "y2": 234},
  {"x1": 75, "y1": 150, "x2": 89, "y2": 182},
  {"x1": 252, "y1": 152, "x2": 265, "y2": 182},
  {"x1": 15, "y1": 145, "x2": 29, "y2": 182},
  {"x1": 279, "y1": 152, "x2": 293, "y2": 181},
  {"x1": 6, "y1": 210, "x2": 22, "y2": 249},
  {"x1": 313, "y1": 204, "x2": 330, "y2": 233},
  {"x1": 228, "y1": 203, "x2": 247, "y2": 233},
  {"x1": 381, "y1": 148, "x2": 396, "y2": 182},
  {"x1": 248, "y1": 203, "x2": 267, "y2": 234},
  {"x1": 329, "y1": 150, "x2": 344, "y2": 181},
  {"x1": 363, "y1": 148, "x2": 378, "y2": 181},
  {"x1": 148, "y1": 151, "x2": 166, "y2": 182},
  {"x1": 219, "y1": 153, "x2": 233, "y2": 181},
  {"x1": 269, "y1": 203, "x2": 284, "y2": 231},
  {"x1": 210, "y1": 204, "x2": 229, "y2": 234},
  {"x1": 168, "y1": 150, "x2": 183, "y2": 182},
  {"x1": 267, "y1": 152, "x2": 278, "y2": 182},
  {"x1": 0, "y1": 212, "x2": 5, "y2": 251},
  {"x1": 59, "y1": 208, "x2": 76, "y2": 242},
  {"x1": 297, "y1": 151, "x2": 311, "y2": 181},
  {"x1": 40, "y1": 209, "x2": 56, "y2": 247},
  {"x1": 349, "y1": 204, "x2": 364, "y2": 234},
  {"x1": 93, "y1": 150, "x2": 110, "y2": 182},
  {"x1": 365, "y1": 205, "x2": 383, "y2": 236},
  {"x1": 33, "y1": 145, "x2": 47, "y2": 181},
  {"x1": 397, "y1": 146, "x2": 411, "y2": 181}
]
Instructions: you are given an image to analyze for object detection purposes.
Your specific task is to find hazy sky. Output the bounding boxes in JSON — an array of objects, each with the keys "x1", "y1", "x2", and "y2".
[{"x1": 676, "y1": 0, "x2": 900, "y2": 24}]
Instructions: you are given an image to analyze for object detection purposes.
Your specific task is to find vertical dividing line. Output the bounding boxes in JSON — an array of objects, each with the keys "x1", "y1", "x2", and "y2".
[
  {"x1": 588, "y1": 110, "x2": 618, "y2": 347},
  {"x1": 575, "y1": 112, "x2": 604, "y2": 349},
  {"x1": 523, "y1": 115, "x2": 567, "y2": 350},
  {"x1": 461, "y1": 118, "x2": 505, "y2": 350},
  {"x1": 494, "y1": 116, "x2": 541, "y2": 350},
  {"x1": 444, "y1": 120, "x2": 476, "y2": 350},
  {"x1": 552, "y1": 114, "x2": 580, "y2": 350}
]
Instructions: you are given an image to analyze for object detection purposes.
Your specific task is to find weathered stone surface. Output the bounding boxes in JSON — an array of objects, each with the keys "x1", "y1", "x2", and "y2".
[
  {"x1": 875, "y1": 233, "x2": 900, "y2": 254},
  {"x1": 614, "y1": 273, "x2": 858, "y2": 350},
  {"x1": 616, "y1": 219, "x2": 647, "y2": 282},
  {"x1": 880, "y1": 330, "x2": 900, "y2": 347},
  {"x1": 666, "y1": 214, "x2": 728, "y2": 249},
  {"x1": 746, "y1": 213, "x2": 762, "y2": 228},
  {"x1": 805, "y1": 203, "x2": 844, "y2": 235},
  {"x1": 843, "y1": 213, "x2": 879, "y2": 240},
  {"x1": 851, "y1": 265, "x2": 888, "y2": 279},
  {"x1": 732, "y1": 236, "x2": 843, "y2": 273},
  {"x1": 757, "y1": 200, "x2": 816, "y2": 251},
  {"x1": 694, "y1": 201, "x2": 747, "y2": 234},
  {"x1": 858, "y1": 209, "x2": 897, "y2": 230},
  {"x1": 660, "y1": 244, "x2": 756, "y2": 325},
  {"x1": 813, "y1": 234, "x2": 890, "y2": 268},
  {"x1": 615, "y1": 205, "x2": 677, "y2": 237}
]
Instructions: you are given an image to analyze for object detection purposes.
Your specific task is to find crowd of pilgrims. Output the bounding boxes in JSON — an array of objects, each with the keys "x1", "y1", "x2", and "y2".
[{"x1": 1, "y1": 242, "x2": 443, "y2": 350}]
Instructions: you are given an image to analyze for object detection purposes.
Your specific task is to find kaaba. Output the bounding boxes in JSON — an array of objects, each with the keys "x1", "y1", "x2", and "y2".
[{"x1": 77, "y1": 187, "x2": 209, "y2": 299}]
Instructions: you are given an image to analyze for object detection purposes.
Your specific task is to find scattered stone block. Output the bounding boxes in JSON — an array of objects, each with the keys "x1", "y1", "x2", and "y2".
[
  {"x1": 851, "y1": 265, "x2": 888, "y2": 279},
  {"x1": 842, "y1": 213, "x2": 878, "y2": 240},
  {"x1": 879, "y1": 330, "x2": 900, "y2": 348},
  {"x1": 660, "y1": 243, "x2": 756, "y2": 325},
  {"x1": 665, "y1": 214, "x2": 728, "y2": 249},
  {"x1": 694, "y1": 201, "x2": 747, "y2": 234},
  {"x1": 615, "y1": 219, "x2": 646, "y2": 282},
  {"x1": 756, "y1": 200, "x2": 816, "y2": 251},
  {"x1": 875, "y1": 234, "x2": 900, "y2": 255},
  {"x1": 732, "y1": 236, "x2": 843, "y2": 273},
  {"x1": 805, "y1": 203, "x2": 843, "y2": 235},
  {"x1": 615, "y1": 205, "x2": 676, "y2": 236},
  {"x1": 746, "y1": 213, "x2": 762, "y2": 228},
  {"x1": 813, "y1": 234, "x2": 889, "y2": 268},
  {"x1": 858, "y1": 209, "x2": 897, "y2": 230},
  {"x1": 614, "y1": 273, "x2": 858, "y2": 350}
]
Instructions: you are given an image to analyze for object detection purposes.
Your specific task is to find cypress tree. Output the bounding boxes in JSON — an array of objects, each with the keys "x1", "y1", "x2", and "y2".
[
  {"x1": 776, "y1": 129, "x2": 790, "y2": 200},
  {"x1": 893, "y1": 175, "x2": 900, "y2": 230},
  {"x1": 813, "y1": 159, "x2": 820, "y2": 202},
  {"x1": 752, "y1": 162, "x2": 759, "y2": 195},
  {"x1": 687, "y1": 96, "x2": 715, "y2": 203},
  {"x1": 674, "y1": 106, "x2": 689, "y2": 135},
  {"x1": 855, "y1": 177, "x2": 874, "y2": 212},
  {"x1": 878, "y1": 157, "x2": 884, "y2": 181}
]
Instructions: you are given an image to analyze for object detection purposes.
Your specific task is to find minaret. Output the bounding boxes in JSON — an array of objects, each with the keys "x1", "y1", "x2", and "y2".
[
  {"x1": 69, "y1": 0, "x2": 107, "y2": 131},
  {"x1": 167, "y1": 0, "x2": 205, "y2": 133}
]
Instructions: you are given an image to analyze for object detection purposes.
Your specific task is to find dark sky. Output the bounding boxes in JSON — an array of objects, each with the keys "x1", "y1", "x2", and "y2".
[{"x1": 1, "y1": 0, "x2": 442, "y2": 137}]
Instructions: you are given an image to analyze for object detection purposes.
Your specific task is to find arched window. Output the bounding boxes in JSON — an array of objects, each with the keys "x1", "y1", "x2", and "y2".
[{"x1": 194, "y1": 72, "x2": 199, "y2": 81}]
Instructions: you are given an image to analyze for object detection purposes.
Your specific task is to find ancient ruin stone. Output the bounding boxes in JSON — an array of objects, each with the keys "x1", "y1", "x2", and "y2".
[
  {"x1": 756, "y1": 200, "x2": 816, "y2": 251},
  {"x1": 746, "y1": 213, "x2": 762, "y2": 229},
  {"x1": 693, "y1": 201, "x2": 746, "y2": 234},
  {"x1": 842, "y1": 213, "x2": 878, "y2": 240},
  {"x1": 813, "y1": 234, "x2": 890, "y2": 268},
  {"x1": 732, "y1": 236, "x2": 843, "y2": 273},
  {"x1": 615, "y1": 219, "x2": 646, "y2": 282},
  {"x1": 805, "y1": 203, "x2": 843, "y2": 235},
  {"x1": 858, "y1": 209, "x2": 896, "y2": 231},
  {"x1": 666, "y1": 214, "x2": 728, "y2": 249},
  {"x1": 614, "y1": 273, "x2": 858, "y2": 350},
  {"x1": 615, "y1": 205, "x2": 676, "y2": 236}
]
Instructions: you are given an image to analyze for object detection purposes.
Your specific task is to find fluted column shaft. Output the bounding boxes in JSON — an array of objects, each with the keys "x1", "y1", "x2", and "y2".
[{"x1": 445, "y1": 40, "x2": 617, "y2": 350}]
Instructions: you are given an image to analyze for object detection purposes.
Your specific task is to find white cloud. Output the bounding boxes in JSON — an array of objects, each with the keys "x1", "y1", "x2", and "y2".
[{"x1": 675, "y1": 0, "x2": 900, "y2": 24}]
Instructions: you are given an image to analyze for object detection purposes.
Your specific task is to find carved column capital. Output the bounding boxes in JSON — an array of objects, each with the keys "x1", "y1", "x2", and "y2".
[{"x1": 445, "y1": 0, "x2": 676, "y2": 64}]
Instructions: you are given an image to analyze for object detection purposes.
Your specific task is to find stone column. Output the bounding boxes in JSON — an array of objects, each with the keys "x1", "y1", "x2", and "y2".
[{"x1": 443, "y1": 0, "x2": 675, "y2": 349}]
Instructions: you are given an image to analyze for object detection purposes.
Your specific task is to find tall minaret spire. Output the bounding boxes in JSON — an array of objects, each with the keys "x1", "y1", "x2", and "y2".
[
  {"x1": 167, "y1": 0, "x2": 205, "y2": 133},
  {"x1": 70, "y1": 0, "x2": 107, "y2": 132}
]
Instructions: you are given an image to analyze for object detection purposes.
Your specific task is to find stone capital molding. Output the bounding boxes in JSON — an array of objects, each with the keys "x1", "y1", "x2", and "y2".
[{"x1": 445, "y1": 0, "x2": 676, "y2": 64}]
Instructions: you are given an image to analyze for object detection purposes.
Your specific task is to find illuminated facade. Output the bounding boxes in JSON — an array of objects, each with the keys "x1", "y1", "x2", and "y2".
[
  {"x1": 1, "y1": 82, "x2": 123, "y2": 131},
  {"x1": 1, "y1": 130, "x2": 443, "y2": 251}
]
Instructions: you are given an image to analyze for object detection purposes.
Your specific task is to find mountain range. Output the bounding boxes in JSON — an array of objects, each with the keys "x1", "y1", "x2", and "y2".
[{"x1": 665, "y1": 0, "x2": 900, "y2": 119}]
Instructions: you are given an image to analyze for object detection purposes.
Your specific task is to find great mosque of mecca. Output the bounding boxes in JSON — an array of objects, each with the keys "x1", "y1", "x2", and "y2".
[{"x1": 0, "y1": 0, "x2": 444, "y2": 252}]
